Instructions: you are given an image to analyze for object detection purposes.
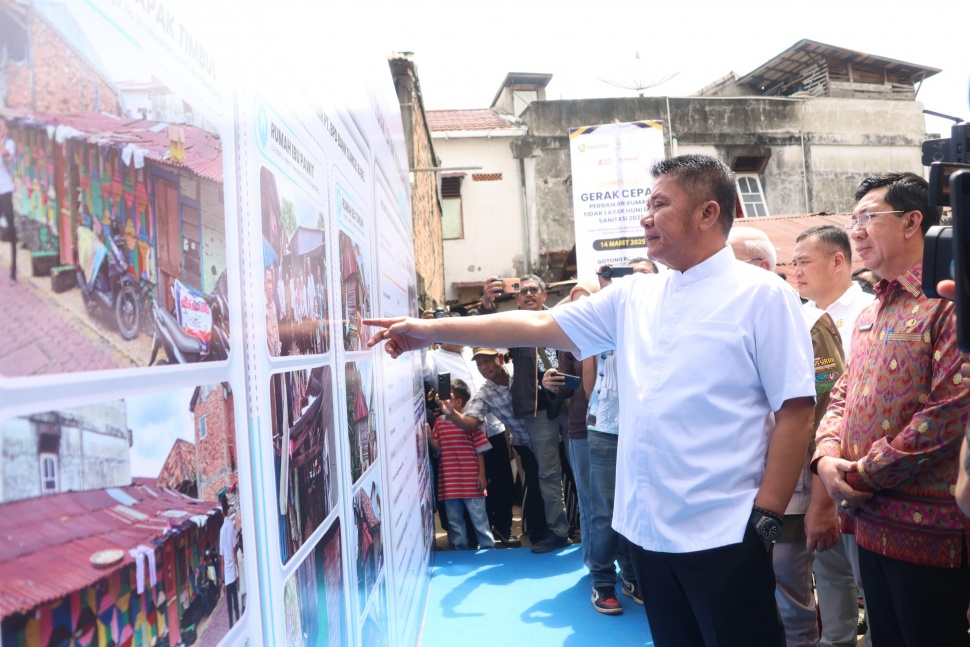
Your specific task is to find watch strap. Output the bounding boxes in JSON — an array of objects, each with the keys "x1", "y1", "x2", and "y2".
[{"x1": 752, "y1": 505, "x2": 783, "y2": 524}]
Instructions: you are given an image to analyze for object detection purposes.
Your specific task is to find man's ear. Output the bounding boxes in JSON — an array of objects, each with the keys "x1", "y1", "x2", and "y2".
[
  {"x1": 903, "y1": 210, "x2": 924, "y2": 239},
  {"x1": 697, "y1": 200, "x2": 722, "y2": 232}
]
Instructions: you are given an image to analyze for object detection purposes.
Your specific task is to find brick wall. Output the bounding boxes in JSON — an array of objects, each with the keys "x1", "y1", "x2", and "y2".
[
  {"x1": 4, "y1": 10, "x2": 121, "y2": 115},
  {"x1": 390, "y1": 59, "x2": 445, "y2": 310},
  {"x1": 194, "y1": 384, "x2": 238, "y2": 503}
]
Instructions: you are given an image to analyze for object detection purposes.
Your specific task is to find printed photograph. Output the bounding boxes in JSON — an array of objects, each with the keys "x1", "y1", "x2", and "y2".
[
  {"x1": 0, "y1": 383, "x2": 245, "y2": 647},
  {"x1": 260, "y1": 166, "x2": 330, "y2": 359},
  {"x1": 353, "y1": 475, "x2": 384, "y2": 609},
  {"x1": 338, "y1": 229, "x2": 372, "y2": 352},
  {"x1": 270, "y1": 365, "x2": 339, "y2": 565},
  {"x1": 0, "y1": 0, "x2": 230, "y2": 377},
  {"x1": 281, "y1": 520, "x2": 347, "y2": 647},
  {"x1": 345, "y1": 360, "x2": 378, "y2": 484}
]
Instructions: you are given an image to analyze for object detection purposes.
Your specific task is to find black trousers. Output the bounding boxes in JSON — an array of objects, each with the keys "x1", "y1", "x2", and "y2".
[
  {"x1": 858, "y1": 544, "x2": 970, "y2": 647},
  {"x1": 628, "y1": 523, "x2": 784, "y2": 647},
  {"x1": 483, "y1": 432, "x2": 515, "y2": 537},
  {"x1": 513, "y1": 444, "x2": 547, "y2": 541},
  {"x1": 225, "y1": 580, "x2": 240, "y2": 627},
  {"x1": 1, "y1": 192, "x2": 14, "y2": 280}
]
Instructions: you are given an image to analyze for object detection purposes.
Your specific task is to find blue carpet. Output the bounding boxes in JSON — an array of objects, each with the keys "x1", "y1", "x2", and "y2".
[{"x1": 421, "y1": 544, "x2": 653, "y2": 647}]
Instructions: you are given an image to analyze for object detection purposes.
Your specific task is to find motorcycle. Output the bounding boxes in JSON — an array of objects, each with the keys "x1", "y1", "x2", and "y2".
[
  {"x1": 149, "y1": 271, "x2": 230, "y2": 365},
  {"x1": 75, "y1": 225, "x2": 142, "y2": 341}
]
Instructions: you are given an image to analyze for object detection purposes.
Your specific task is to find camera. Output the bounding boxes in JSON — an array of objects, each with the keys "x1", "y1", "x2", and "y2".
[
  {"x1": 433, "y1": 307, "x2": 448, "y2": 319},
  {"x1": 921, "y1": 113, "x2": 970, "y2": 351}
]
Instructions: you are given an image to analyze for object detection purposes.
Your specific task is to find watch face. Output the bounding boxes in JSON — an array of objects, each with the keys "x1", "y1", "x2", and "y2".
[{"x1": 758, "y1": 518, "x2": 781, "y2": 541}]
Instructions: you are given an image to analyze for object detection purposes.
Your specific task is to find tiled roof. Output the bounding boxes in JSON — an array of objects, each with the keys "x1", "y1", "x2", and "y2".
[
  {"x1": 0, "y1": 478, "x2": 219, "y2": 617},
  {"x1": 156, "y1": 438, "x2": 197, "y2": 491},
  {"x1": 0, "y1": 108, "x2": 224, "y2": 182},
  {"x1": 426, "y1": 109, "x2": 517, "y2": 132},
  {"x1": 733, "y1": 213, "x2": 867, "y2": 286}
]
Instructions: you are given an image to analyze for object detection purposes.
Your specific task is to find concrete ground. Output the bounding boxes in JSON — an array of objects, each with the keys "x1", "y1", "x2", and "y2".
[{"x1": 0, "y1": 238, "x2": 151, "y2": 376}]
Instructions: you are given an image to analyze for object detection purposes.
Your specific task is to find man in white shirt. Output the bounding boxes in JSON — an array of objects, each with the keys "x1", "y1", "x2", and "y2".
[
  {"x1": 1, "y1": 120, "x2": 16, "y2": 283},
  {"x1": 365, "y1": 154, "x2": 816, "y2": 647},
  {"x1": 219, "y1": 495, "x2": 241, "y2": 628},
  {"x1": 792, "y1": 224, "x2": 876, "y2": 647}
]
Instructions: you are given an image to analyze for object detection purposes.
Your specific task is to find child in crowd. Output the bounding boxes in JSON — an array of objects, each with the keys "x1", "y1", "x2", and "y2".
[{"x1": 432, "y1": 379, "x2": 495, "y2": 550}]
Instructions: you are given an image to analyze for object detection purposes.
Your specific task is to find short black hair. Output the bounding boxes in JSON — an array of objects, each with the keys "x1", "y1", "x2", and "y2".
[
  {"x1": 451, "y1": 378, "x2": 471, "y2": 404},
  {"x1": 854, "y1": 172, "x2": 939, "y2": 235},
  {"x1": 796, "y1": 224, "x2": 852, "y2": 264},
  {"x1": 650, "y1": 154, "x2": 737, "y2": 237},
  {"x1": 628, "y1": 256, "x2": 658, "y2": 273},
  {"x1": 519, "y1": 274, "x2": 547, "y2": 292}
]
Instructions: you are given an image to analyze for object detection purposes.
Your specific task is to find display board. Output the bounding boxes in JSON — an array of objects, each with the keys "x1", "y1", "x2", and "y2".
[
  {"x1": 0, "y1": 2, "x2": 433, "y2": 646},
  {"x1": 568, "y1": 121, "x2": 665, "y2": 281}
]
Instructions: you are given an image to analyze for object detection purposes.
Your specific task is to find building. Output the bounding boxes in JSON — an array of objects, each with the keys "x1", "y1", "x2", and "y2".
[
  {"x1": 0, "y1": 401, "x2": 131, "y2": 503},
  {"x1": 428, "y1": 41, "x2": 939, "y2": 298},
  {"x1": 190, "y1": 383, "x2": 238, "y2": 506},
  {"x1": 388, "y1": 53, "x2": 446, "y2": 310},
  {"x1": 0, "y1": 479, "x2": 223, "y2": 647}
]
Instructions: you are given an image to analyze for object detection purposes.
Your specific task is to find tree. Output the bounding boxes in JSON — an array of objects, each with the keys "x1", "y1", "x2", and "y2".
[{"x1": 281, "y1": 197, "x2": 297, "y2": 241}]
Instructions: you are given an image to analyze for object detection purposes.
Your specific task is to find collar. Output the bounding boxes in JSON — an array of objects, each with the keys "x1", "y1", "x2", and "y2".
[
  {"x1": 671, "y1": 245, "x2": 735, "y2": 286},
  {"x1": 874, "y1": 263, "x2": 923, "y2": 301}
]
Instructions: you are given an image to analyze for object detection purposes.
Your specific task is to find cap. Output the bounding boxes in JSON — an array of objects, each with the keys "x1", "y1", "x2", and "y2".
[{"x1": 471, "y1": 347, "x2": 501, "y2": 359}]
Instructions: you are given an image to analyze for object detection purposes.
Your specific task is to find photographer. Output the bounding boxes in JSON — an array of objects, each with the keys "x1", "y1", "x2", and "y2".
[{"x1": 813, "y1": 173, "x2": 970, "y2": 646}]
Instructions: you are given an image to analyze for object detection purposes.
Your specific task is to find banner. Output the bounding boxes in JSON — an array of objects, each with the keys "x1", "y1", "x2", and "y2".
[
  {"x1": 0, "y1": 2, "x2": 432, "y2": 647},
  {"x1": 569, "y1": 121, "x2": 665, "y2": 282}
]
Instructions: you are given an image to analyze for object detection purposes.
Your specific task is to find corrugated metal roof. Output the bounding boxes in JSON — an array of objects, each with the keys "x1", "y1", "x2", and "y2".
[
  {"x1": 733, "y1": 213, "x2": 866, "y2": 286},
  {"x1": 426, "y1": 109, "x2": 518, "y2": 133},
  {"x1": 0, "y1": 478, "x2": 218, "y2": 618},
  {"x1": 0, "y1": 108, "x2": 223, "y2": 182}
]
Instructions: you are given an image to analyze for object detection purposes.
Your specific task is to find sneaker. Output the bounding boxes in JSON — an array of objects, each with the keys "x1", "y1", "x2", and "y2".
[
  {"x1": 530, "y1": 533, "x2": 572, "y2": 554},
  {"x1": 621, "y1": 578, "x2": 643, "y2": 606},
  {"x1": 492, "y1": 528, "x2": 522, "y2": 549},
  {"x1": 591, "y1": 587, "x2": 623, "y2": 615}
]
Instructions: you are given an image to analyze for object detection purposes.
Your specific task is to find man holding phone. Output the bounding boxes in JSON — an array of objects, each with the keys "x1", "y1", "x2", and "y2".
[
  {"x1": 480, "y1": 274, "x2": 571, "y2": 553},
  {"x1": 813, "y1": 172, "x2": 970, "y2": 646}
]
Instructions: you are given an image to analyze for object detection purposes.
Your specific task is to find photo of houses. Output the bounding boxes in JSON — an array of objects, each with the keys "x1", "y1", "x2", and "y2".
[
  {"x1": 338, "y1": 229, "x2": 372, "y2": 352},
  {"x1": 345, "y1": 360, "x2": 378, "y2": 484},
  {"x1": 282, "y1": 520, "x2": 347, "y2": 647},
  {"x1": 260, "y1": 167, "x2": 330, "y2": 359},
  {"x1": 269, "y1": 366, "x2": 339, "y2": 564},
  {"x1": 0, "y1": 0, "x2": 230, "y2": 376},
  {"x1": 353, "y1": 475, "x2": 384, "y2": 610},
  {"x1": 0, "y1": 382, "x2": 244, "y2": 647}
]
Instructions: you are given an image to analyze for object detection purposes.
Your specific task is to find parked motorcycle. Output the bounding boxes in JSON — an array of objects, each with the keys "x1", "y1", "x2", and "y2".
[
  {"x1": 149, "y1": 271, "x2": 230, "y2": 365},
  {"x1": 75, "y1": 225, "x2": 142, "y2": 340}
]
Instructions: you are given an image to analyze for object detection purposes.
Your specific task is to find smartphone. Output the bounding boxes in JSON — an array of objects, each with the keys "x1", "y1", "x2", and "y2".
[
  {"x1": 559, "y1": 373, "x2": 582, "y2": 390},
  {"x1": 951, "y1": 170, "x2": 970, "y2": 352},
  {"x1": 597, "y1": 265, "x2": 636, "y2": 280},
  {"x1": 501, "y1": 278, "x2": 521, "y2": 293},
  {"x1": 437, "y1": 372, "x2": 451, "y2": 401}
]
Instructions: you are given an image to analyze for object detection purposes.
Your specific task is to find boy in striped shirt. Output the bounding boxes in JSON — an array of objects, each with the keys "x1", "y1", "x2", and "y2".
[{"x1": 433, "y1": 379, "x2": 495, "y2": 550}]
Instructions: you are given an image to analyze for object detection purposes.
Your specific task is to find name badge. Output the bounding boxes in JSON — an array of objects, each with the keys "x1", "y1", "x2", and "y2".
[{"x1": 858, "y1": 323, "x2": 874, "y2": 331}]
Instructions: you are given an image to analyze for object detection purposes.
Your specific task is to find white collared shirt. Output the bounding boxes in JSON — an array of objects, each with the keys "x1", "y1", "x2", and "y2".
[
  {"x1": 551, "y1": 246, "x2": 815, "y2": 553},
  {"x1": 807, "y1": 282, "x2": 875, "y2": 355}
]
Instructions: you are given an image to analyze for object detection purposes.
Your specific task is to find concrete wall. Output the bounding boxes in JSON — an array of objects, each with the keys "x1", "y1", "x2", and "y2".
[
  {"x1": 432, "y1": 135, "x2": 526, "y2": 302},
  {"x1": 511, "y1": 95, "x2": 928, "y2": 280}
]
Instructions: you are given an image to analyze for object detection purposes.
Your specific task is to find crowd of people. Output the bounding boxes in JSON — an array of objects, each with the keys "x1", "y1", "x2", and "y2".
[{"x1": 371, "y1": 154, "x2": 970, "y2": 647}]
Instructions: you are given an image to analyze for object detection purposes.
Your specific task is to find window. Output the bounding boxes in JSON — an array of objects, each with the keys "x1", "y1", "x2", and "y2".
[
  {"x1": 441, "y1": 175, "x2": 463, "y2": 240},
  {"x1": 198, "y1": 414, "x2": 207, "y2": 440},
  {"x1": 40, "y1": 453, "x2": 58, "y2": 494},
  {"x1": 736, "y1": 174, "x2": 769, "y2": 218}
]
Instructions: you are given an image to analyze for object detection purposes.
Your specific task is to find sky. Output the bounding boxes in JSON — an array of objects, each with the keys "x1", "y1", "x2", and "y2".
[
  {"x1": 320, "y1": 0, "x2": 970, "y2": 138},
  {"x1": 127, "y1": 387, "x2": 196, "y2": 479}
]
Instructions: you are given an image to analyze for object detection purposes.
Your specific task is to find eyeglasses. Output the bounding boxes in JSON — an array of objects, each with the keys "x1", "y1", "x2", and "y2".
[
  {"x1": 518, "y1": 287, "x2": 542, "y2": 295},
  {"x1": 740, "y1": 257, "x2": 764, "y2": 264},
  {"x1": 844, "y1": 211, "x2": 906, "y2": 231}
]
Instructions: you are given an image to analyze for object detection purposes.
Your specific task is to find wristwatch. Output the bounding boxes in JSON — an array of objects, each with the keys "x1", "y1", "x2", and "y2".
[{"x1": 749, "y1": 506, "x2": 783, "y2": 542}]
